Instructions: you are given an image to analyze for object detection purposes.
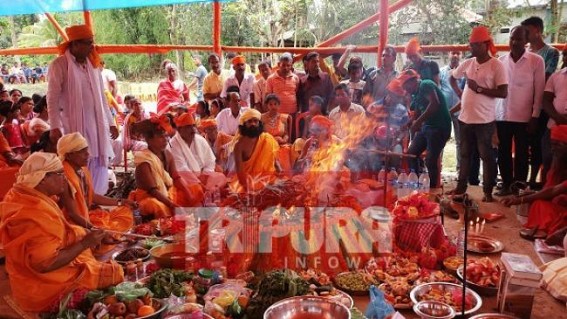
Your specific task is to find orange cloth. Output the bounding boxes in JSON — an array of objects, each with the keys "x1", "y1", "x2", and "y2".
[
  {"x1": 235, "y1": 132, "x2": 279, "y2": 191},
  {"x1": 232, "y1": 55, "x2": 246, "y2": 66},
  {"x1": 311, "y1": 115, "x2": 334, "y2": 130},
  {"x1": 174, "y1": 112, "x2": 195, "y2": 127},
  {"x1": 130, "y1": 149, "x2": 203, "y2": 217},
  {"x1": 262, "y1": 113, "x2": 293, "y2": 174},
  {"x1": 0, "y1": 185, "x2": 123, "y2": 312},
  {"x1": 469, "y1": 26, "x2": 497, "y2": 57},
  {"x1": 387, "y1": 78, "x2": 406, "y2": 96},
  {"x1": 199, "y1": 119, "x2": 217, "y2": 130},
  {"x1": 62, "y1": 160, "x2": 133, "y2": 235},
  {"x1": 396, "y1": 69, "x2": 420, "y2": 85},
  {"x1": 551, "y1": 125, "x2": 567, "y2": 142},
  {"x1": 525, "y1": 169, "x2": 567, "y2": 235},
  {"x1": 57, "y1": 25, "x2": 101, "y2": 68},
  {"x1": 405, "y1": 37, "x2": 421, "y2": 55},
  {"x1": 150, "y1": 112, "x2": 175, "y2": 135}
]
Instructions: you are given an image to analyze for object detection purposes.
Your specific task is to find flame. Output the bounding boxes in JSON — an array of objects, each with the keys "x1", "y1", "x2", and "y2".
[{"x1": 303, "y1": 114, "x2": 378, "y2": 205}]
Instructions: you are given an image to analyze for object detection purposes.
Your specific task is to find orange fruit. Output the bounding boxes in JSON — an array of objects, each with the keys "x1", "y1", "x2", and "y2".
[{"x1": 137, "y1": 305, "x2": 156, "y2": 317}]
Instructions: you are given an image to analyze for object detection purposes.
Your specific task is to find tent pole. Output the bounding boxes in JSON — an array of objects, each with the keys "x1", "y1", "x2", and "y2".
[
  {"x1": 377, "y1": 0, "x2": 389, "y2": 67},
  {"x1": 213, "y1": 1, "x2": 222, "y2": 55},
  {"x1": 84, "y1": 11, "x2": 93, "y2": 31},
  {"x1": 45, "y1": 13, "x2": 68, "y2": 42}
]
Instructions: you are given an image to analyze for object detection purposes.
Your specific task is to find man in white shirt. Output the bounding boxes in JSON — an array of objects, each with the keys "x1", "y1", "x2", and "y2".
[
  {"x1": 495, "y1": 26, "x2": 545, "y2": 196},
  {"x1": 448, "y1": 26, "x2": 508, "y2": 202},
  {"x1": 542, "y1": 64, "x2": 567, "y2": 176},
  {"x1": 253, "y1": 60, "x2": 272, "y2": 112},
  {"x1": 328, "y1": 83, "x2": 365, "y2": 140},
  {"x1": 47, "y1": 25, "x2": 118, "y2": 194},
  {"x1": 101, "y1": 61, "x2": 117, "y2": 98},
  {"x1": 169, "y1": 113, "x2": 226, "y2": 193},
  {"x1": 220, "y1": 55, "x2": 255, "y2": 107},
  {"x1": 216, "y1": 91, "x2": 244, "y2": 136}
]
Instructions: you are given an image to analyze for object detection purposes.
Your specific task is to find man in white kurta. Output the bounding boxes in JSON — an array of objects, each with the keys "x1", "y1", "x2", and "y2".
[
  {"x1": 170, "y1": 113, "x2": 226, "y2": 192},
  {"x1": 47, "y1": 25, "x2": 118, "y2": 194}
]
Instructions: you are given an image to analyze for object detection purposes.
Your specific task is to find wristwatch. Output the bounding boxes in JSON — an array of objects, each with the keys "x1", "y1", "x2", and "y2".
[{"x1": 476, "y1": 87, "x2": 484, "y2": 93}]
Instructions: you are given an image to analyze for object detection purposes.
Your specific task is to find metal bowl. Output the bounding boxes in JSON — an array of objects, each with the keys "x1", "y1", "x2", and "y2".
[
  {"x1": 138, "y1": 298, "x2": 168, "y2": 319},
  {"x1": 456, "y1": 266, "x2": 499, "y2": 296},
  {"x1": 410, "y1": 282, "x2": 482, "y2": 316},
  {"x1": 413, "y1": 300, "x2": 456, "y2": 319},
  {"x1": 263, "y1": 296, "x2": 351, "y2": 319},
  {"x1": 112, "y1": 247, "x2": 150, "y2": 265},
  {"x1": 468, "y1": 314, "x2": 519, "y2": 319}
]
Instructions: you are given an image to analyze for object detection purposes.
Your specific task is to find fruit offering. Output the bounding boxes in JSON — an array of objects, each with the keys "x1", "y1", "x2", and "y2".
[{"x1": 463, "y1": 257, "x2": 500, "y2": 287}]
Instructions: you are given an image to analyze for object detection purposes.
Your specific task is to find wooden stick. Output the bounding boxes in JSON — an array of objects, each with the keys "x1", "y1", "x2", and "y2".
[{"x1": 94, "y1": 228, "x2": 175, "y2": 242}]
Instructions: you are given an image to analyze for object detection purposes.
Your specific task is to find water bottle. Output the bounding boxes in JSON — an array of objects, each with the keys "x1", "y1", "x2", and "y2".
[
  {"x1": 387, "y1": 168, "x2": 398, "y2": 186},
  {"x1": 408, "y1": 169, "x2": 419, "y2": 193},
  {"x1": 133, "y1": 209, "x2": 143, "y2": 225},
  {"x1": 377, "y1": 166, "x2": 386, "y2": 183},
  {"x1": 457, "y1": 226, "x2": 466, "y2": 257},
  {"x1": 213, "y1": 188, "x2": 221, "y2": 205},
  {"x1": 419, "y1": 171, "x2": 431, "y2": 194},
  {"x1": 397, "y1": 170, "x2": 408, "y2": 198}
]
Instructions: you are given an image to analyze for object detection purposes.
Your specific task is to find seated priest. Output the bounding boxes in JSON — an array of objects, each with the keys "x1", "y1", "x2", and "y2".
[
  {"x1": 232, "y1": 108, "x2": 281, "y2": 191},
  {"x1": 129, "y1": 115, "x2": 203, "y2": 217},
  {"x1": 57, "y1": 132, "x2": 135, "y2": 253},
  {"x1": 0, "y1": 132, "x2": 22, "y2": 200},
  {"x1": 295, "y1": 115, "x2": 342, "y2": 173},
  {"x1": 199, "y1": 118, "x2": 233, "y2": 172},
  {"x1": 0, "y1": 152, "x2": 123, "y2": 312},
  {"x1": 169, "y1": 113, "x2": 226, "y2": 192}
]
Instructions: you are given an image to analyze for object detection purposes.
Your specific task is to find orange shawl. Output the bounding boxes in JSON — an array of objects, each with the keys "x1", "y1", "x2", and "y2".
[
  {"x1": 0, "y1": 185, "x2": 123, "y2": 312},
  {"x1": 234, "y1": 132, "x2": 279, "y2": 191}
]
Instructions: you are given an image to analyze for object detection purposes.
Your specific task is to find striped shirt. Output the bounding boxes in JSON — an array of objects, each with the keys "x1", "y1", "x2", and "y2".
[{"x1": 266, "y1": 72, "x2": 300, "y2": 114}]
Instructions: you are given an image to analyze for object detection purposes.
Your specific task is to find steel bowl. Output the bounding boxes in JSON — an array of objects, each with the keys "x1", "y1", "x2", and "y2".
[
  {"x1": 263, "y1": 296, "x2": 351, "y2": 319},
  {"x1": 456, "y1": 266, "x2": 499, "y2": 296},
  {"x1": 138, "y1": 298, "x2": 168, "y2": 319},
  {"x1": 413, "y1": 300, "x2": 456, "y2": 319},
  {"x1": 410, "y1": 282, "x2": 482, "y2": 316},
  {"x1": 468, "y1": 314, "x2": 519, "y2": 319}
]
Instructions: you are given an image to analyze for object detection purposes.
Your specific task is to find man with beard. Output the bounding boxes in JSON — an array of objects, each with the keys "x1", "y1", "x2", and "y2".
[{"x1": 233, "y1": 108, "x2": 280, "y2": 191}]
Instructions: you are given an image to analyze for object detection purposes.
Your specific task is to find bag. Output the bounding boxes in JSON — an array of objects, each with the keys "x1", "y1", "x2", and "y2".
[
  {"x1": 540, "y1": 257, "x2": 567, "y2": 303},
  {"x1": 365, "y1": 285, "x2": 395, "y2": 319}
]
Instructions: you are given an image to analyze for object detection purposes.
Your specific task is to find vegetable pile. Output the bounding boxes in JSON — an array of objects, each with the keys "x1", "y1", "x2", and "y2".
[
  {"x1": 245, "y1": 269, "x2": 310, "y2": 318},
  {"x1": 145, "y1": 268, "x2": 194, "y2": 298}
]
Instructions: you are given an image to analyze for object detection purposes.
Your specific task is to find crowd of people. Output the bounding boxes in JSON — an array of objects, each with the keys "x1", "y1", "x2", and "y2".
[{"x1": 1, "y1": 16, "x2": 567, "y2": 312}]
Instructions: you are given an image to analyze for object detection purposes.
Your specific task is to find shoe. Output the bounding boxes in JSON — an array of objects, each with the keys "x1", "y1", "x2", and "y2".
[
  {"x1": 519, "y1": 227, "x2": 547, "y2": 241},
  {"x1": 482, "y1": 193, "x2": 494, "y2": 202},
  {"x1": 494, "y1": 188, "x2": 513, "y2": 197}
]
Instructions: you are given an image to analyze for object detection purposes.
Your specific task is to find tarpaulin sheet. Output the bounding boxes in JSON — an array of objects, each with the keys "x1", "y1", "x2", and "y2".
[{"x1": 0, "y1": 0, "x2": 232, "y2": 16}]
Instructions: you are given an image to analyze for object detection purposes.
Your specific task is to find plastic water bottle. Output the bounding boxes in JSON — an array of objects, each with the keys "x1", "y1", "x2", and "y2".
[
  {"x1": 397, "y1": 170, "x2": 408, "y2": 198},
  {"x1": 419, "y1": 171, "x2": 430, "y2": 194},
  {"x1": 408, "y1": 169, "x2": 419, "y2": 193},
  {"x1": 377, "y1": 167, "x2": 386, "y2": 183},
  {"x1": 387, "y1": 168, "x2": 398, "y2": 186}
]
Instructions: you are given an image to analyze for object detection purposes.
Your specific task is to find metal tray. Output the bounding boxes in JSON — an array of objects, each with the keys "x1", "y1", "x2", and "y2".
[{"x1": 467, "y1": 235, "x2": 504, "y2": 254}]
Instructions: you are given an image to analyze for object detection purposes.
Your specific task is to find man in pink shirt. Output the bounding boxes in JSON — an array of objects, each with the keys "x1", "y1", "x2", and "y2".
[{"x1": 266, "y1": 53, "x2": 300, "y2": 115}]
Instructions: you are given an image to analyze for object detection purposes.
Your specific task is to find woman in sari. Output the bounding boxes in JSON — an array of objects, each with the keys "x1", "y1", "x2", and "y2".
[
  {"x1": 24, "y1": 95, "x2": 50, "y2": 146},
  {"x1": 157, "y1": 60, "x2": 190, "y2": 114},
  {"x1": 502, "y1": 125, "x2": 567, "y2": 239},
  {"x1": 261, "y1": 94, "x2": 293, "y2": 174},
  {"x1": 129, "y1": 115, "x2": 202, "y2": 217}
]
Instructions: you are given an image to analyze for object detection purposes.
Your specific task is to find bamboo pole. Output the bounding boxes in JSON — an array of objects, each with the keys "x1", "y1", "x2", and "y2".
[
  {"x1": 45, "y1": 13, "x2": 68, "y2": 42},
  {"x1": 213, "y1": 1, "x2": 222, "y2": 55}
]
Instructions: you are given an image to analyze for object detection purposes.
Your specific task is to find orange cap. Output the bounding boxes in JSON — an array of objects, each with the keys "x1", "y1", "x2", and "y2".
[
  {"x1": 199, "y1": 119, "x2": 217, "y2": 130},
  {"x1": 405, "y1": 37, "x2": 421, "y2": 55},
  {"x1": 174, "y1": 113, "x2": 195, "y2": 127},
  {"x1": 386, "y1": 79, "x2": 406, "y2": 96},
  {"x1": 232, "y1": 55, "x2": 246, "y2": 66},
  {"x1": 311, "y1": 115, "x2": 333, "y2": 130},
  {"x1": 469, "y1": 26, "x2": 497, "y2": 56}
]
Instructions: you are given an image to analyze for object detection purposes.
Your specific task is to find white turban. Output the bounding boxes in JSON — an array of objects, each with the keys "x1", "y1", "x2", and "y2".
[
  {"x1": 57, "y1": 132, "x2": 89, "y2": 161},
  {"x1": 16, "y1": 152, "x2": 63, "y2": 188}
]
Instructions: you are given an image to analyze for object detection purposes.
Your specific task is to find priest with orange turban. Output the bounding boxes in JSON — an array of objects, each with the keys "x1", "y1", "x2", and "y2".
[
  {"x1": 404, "y1": 37, "x2": 440, "y2": 85},
  {"x1": 232, "y1": 108, "x2": 280, "y2": 191},
  {"x1": 0, "y1": 152, "x2": 123, "y2": 312},
  {"x1": 295, "y1": 115, "x2": 343, "y2": 173},
  {"x1": 198, "y1": 118, "x2": 233, "y2": 171},
  {"x1": 501, "y1": 125, "x2": 567, "y2": 239},
  {"x1": 57, "y1": 132, "x2": 135, "y2": 254},
  {"x1": 47, "y1": 24, "x2": 118, "y2": 197}
]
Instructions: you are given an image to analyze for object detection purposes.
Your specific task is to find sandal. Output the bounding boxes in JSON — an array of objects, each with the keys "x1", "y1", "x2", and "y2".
[
  {"x1": 482, "y1": 193, "x2": 494, "y2": 202},
  {"x1": 519, "y1": 227, "x2": 547, "y2": 241}
]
